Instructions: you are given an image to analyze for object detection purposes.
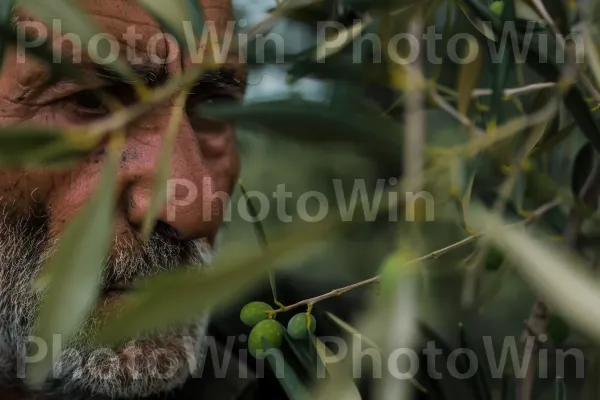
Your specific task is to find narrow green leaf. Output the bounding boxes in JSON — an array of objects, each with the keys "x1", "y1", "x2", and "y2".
[
  {"x1": 490, "y1": 0, "x2": 516, "y2": 124},
  {"x1": 325, "y1": 312, "x2": 380, "y2": 350},
  {"x1": 183, "y1": 0, "x2": 205, "y2": 35},
  {"x1": 512, "y1": 171, "x2": 527, "y2": 215},
  {"x1": 136, "y1": 0, "x2": 204, "y2": 46},
  {"x1": 0, "y1": 0, "x2": 15, "y2": 72},
  {"x1": 282, "y1": 330, "x2": 316, "y2": 377},
  {"x1": 0, "y1": 126, "x2": 100, "y2": 167},
  {"x1": 554, "y1": 377, "x2": 567, "y2": 400},
  {"x1": 472, "y1": 206, "x2": 600, "y2": 344},
  {"x1": 314, "y1": 16, "x2": 372, "y2": 62},
  {"x1": 457, "y1": 2, "x2": 496, "y2": 41},
  {"x1": 201, "y1": 99, "x2": 403, "y2": 164},
  {"x1": 544, "y1": 86, "x2": 600, "y2": 156},
  {"x1": 324, "y1": 311, "x2": 428, "y2": 393},
  {"x1": 582, "y1": 349, "x2": 600, "y2": 400},
  {"x1": 238, "y1": 180, "x2": 278, "y2": 304},
  {"x1": 571, "y1": 143, "x2": 595, "y2": 197},
  {"x1": 516, "y1": 2, "x2": 543, "y2": 22},
  {"x1": 93, "y1": 220, "x2": 338, "y2": 344},
  {"x1": 583, "y1": 28, "x2": 600, "y2": 92},
  {"x1": 17, "y1": 0, "x2": 136, "y2": 82},
  {"x1": 458, "y1": 323, "x2": 491, "y2": 400},
  {"x1": 459, "y1": 0, "x2": 503, "y2": 31},
  {"x1": 460, "y1": 154, "x2": 482, "y2": 230},
  {"x1": 311, "y1": 335, "x2": 362, "y2": 400},
  {"x1": 462, "y1": 0, "x2": 600, "y2": 154},
  {"x1": 523, "y1": 90, "x2": 558, "y2": 155},
  {"x1": 479, "y1": 259, "x2": 512, "y2": 312},
  {"x1": 263, "y1": 338, "x2": 311, "y2": 400},
  {"x1": 0, "y1": 23, "x2": 83, "y2": 83},
  {"x1": 141, "y1": 92, "x2": 187, "y2": 237},
  {"x1": 530, "y1": 121, "x2": 576, "y2": 157},
  {"x1": 457, "y1": 37, "x2": 483, "y2": 117},
  {"x1": 27, "y1": 149, "x2": 118, "y2": 385}
]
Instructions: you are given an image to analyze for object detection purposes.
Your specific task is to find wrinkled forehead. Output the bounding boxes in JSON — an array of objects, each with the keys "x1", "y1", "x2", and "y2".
[
  {"x1": 17, "y1": 0, "x2": 234, "y2": 33},
  {"x1": 13, "y1": 0, "x2": 239, "y2": 73},
  {"x1": 77, "y1": 0, "x2": 235, "y2": 34}
]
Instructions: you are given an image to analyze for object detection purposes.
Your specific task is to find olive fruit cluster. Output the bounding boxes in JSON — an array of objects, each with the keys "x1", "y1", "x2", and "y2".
[{"x1": 240, "y1": 301, "x2": 317, "y2": 358}]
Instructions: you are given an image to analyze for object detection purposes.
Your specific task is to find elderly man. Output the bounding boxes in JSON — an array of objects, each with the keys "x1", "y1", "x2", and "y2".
[
  {"x1": 0, "y1": 0, "x2": 268, "y2": 398},
  {"x1": 0, "y1": 0, "x2": 387, "y2": 397}
]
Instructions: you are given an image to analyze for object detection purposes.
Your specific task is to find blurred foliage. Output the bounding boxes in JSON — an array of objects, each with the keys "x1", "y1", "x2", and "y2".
[{"x1": 6, "y1": 0, "x2": 600, "y2": 399}]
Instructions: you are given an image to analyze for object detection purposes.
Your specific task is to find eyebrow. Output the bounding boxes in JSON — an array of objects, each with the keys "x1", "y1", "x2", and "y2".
[
  {"x1": 95, "y1": 64, "x2": 169, "y2": 87},
  {"x1": 52, "y1": 64, "x2": 244, "y2": 92},
  {"x1": 195, "y1": 68, "x2": 244, "y2": 90}
]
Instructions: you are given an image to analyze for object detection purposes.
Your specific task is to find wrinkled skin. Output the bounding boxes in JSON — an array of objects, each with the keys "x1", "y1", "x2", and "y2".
[{"x1": 0, "y1": 0, "x2": 245, "y2": 398}]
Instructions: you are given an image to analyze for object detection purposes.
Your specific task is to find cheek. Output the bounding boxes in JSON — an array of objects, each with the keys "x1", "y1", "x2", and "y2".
[
  {"x1": 0, "y1": 167, "x2": 64, "y2": 221},
  {"x1": 0, "y1": 171, "x2": 36, "y2": 214},
  {"x1": 0, "y1": 107, "x2": 93, "y2": 215},
  {"x1": 42, "y1": 162, "x2": 105, "y2": 239},
  {"x1": 198, "y1": 128, "x2": 240, "y2": 193}
]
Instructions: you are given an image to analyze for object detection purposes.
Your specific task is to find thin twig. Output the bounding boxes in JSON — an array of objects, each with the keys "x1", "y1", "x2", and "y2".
[
  {"x1": 471, "y1": 82, "x2": 556, "y2": 98},
  {"x1": 530, "y1": 0, "x2": 600, "y2": 102},
  {"x1": 429, "y1": 89, "x2": 485, "y2": 135},
  {"x1": 270, "y1": 199, "x2": 560, "y2": 316}
]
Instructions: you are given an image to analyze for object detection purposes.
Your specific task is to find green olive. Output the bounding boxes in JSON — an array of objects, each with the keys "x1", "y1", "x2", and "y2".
[
  {"x1": 240, "y1": 301, "x2": 273, "y2": 327},
  {"x1": 287, "y1": 313, "x2": 317, "y2": 339},
  {"x1": 248, "y1": 319, "x2": 283, "y2": 358}
]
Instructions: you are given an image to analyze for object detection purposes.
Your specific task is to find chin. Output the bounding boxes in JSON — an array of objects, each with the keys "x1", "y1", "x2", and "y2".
[{"x1": 50, "y1": 315, "x2": 210, "y2": 399}]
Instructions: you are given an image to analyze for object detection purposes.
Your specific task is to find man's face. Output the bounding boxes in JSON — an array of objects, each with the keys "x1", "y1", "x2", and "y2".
[{"x1": 0, "y1": 0, "x2": 243, "y2": 397}]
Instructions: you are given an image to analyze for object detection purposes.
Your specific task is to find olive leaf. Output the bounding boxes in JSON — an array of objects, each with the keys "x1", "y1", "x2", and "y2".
[
  {"x1": 460, "y1": 0, "x2": 600, "y2": 153},
  {"x1": 264, "y1": 338, "x2": 311, "y2": 400},
  {"x1": 325, "y1": 312, "x2": 380, "y2": 350},
  {"x1": 489, "y1": 0, "x2": 516, "y2": 125},
  {"x1": 282, "y1": 329, "x2": 318, "y2": 377},
  {"x1": 314, "y1": 15, "x2": 372, "y2": 62},
  {"x1": 472, "y1": 205, "x2": 600, "y2": 344},
  {"x1": 238, "y1": 180, "x2": 279, "y2": 305},
  {"x1": 0, "y1": 22, "x2": 83, "y2": 82},
  {"x1": 460, "y1": 154, "x2": 482, "y2": 231},
  {"x1": 458, "y1": 323, "x2": 491, "y2": 400},
  {"x1": 136, "y1": 0, "x2": 204, "y2": 47},
  {"x1": 479, "y1": 258, "x2": 512, "y2": 312},
  {"x1": 457, "y1": 2, "x2": 496, "y2": 41},
  {"x1": 571, "y1": 143, "x2": 596, "y2": 197},
  {"x1": 529, "y1": 121, "x2": 577, "y2": 157},
  {"x1": 582, "y1": 349, "x2": 600, "y2": 400},
  {"x1": 201, "y1": 99, "x2": 403, "y2": 164},
  {"x1": 0, "y1": 126, "x2": 100, "y2": 167},
  {"x1": 311, "y1": 334, "x2": 362, "y2": 400},
  {"x1": 27, "y1": 149, "x2": 119, "y2": 386},
  {"x1": 554, "y1": 377, "x2": 567, "y2": 400},
  {"x1": 512, "y1": 170, "x2": 527, "y2": 215},
  {"x1": 141, "y1": 92, "x2": 187, "y2": 237},
  {"x1": 457, "y1": 36, "x2": 483, "y2": 117}
]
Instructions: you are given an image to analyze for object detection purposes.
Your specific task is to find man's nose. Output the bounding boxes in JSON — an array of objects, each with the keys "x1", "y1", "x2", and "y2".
[{"x1": 119, "y1": 108, "x2": 220, "y2": 241}]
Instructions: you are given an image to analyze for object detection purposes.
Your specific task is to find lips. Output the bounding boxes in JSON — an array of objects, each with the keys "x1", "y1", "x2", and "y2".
[{"x1": 102, "y1": 282, "x2": 133, "y2": 296}]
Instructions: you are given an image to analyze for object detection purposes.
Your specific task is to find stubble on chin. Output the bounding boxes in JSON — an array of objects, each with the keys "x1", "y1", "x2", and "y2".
[{"x1": 0, "y1": 208, "x2": 215, "y2": 398}]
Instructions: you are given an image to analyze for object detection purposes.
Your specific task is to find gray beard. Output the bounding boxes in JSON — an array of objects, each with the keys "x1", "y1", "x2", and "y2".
[{"x1": 0, "y1": 208, "x2": 214, "y2": 399}]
